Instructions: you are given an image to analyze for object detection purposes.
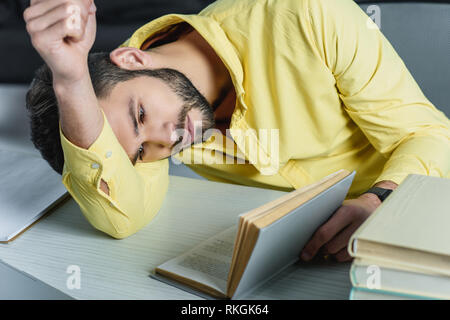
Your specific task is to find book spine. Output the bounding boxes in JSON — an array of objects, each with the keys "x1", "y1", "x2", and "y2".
[
  {"x1": 350, "y1": 261, "x2": 449, "y2": 300},
  {"x1": 347, "y1": 237, "x2": 358, "y2": 257},
  {"x1": 350, "y1": 286, "x2": 437, "y2": 300}
]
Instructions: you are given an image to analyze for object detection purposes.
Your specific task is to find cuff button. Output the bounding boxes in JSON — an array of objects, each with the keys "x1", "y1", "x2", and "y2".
[
  {"x1": 91, "y1": 163, "x2": 100, "y2": 169},
  {"x1": 105, "y1": 151, "x2": 112, "y2": 159}
]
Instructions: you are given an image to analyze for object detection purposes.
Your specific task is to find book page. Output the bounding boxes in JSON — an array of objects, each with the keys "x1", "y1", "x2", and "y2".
[
  {"x1": 155, "y1": 226, "x2": 237, "y2": 295},
  {"x1": 228, "y1": 170, "x2": 350, "y2": 286},
  {"x1": 232, "y1": 171, "x2": 355, "y2": 297}
]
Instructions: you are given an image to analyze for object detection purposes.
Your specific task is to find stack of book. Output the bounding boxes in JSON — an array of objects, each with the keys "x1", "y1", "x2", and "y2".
[{"x1": 348, "y1": 174, "x2": 450, "y2": 300}]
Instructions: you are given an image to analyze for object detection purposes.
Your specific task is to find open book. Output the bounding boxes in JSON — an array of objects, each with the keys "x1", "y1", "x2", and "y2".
[
  {"x1": 151, "y1": 169, "x2": 355, "y2": 299},
  {"x1": 0, "y1": 149, "x2": 68, "y2": 242}
]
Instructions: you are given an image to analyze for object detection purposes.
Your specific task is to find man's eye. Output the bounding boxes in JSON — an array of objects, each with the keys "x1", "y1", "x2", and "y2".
[
  {"x1": 139, "y1": 105, "x2": 145, "y2": 123},
  {"x1": 138, "y1": 145, "x2": 144, "y2": 160}
]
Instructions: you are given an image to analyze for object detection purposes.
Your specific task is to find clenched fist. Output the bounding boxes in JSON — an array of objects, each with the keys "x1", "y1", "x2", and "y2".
[{"x1": 24, "y1": 0, "x2": 97, "y2": 82}]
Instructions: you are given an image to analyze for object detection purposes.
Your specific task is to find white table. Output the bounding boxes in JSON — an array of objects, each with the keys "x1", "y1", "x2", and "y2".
[{"x1": 0, "y1": 175, "x2": 351, "y2": 300}]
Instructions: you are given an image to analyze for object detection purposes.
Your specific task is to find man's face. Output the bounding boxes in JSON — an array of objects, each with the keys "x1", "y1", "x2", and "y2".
[{"x1": 98, "y1": 75, "x2": 212, "y2": 164}]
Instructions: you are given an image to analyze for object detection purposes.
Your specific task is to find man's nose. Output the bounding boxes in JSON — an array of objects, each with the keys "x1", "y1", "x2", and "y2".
[{"x1": 149, "y1": 122, "x2": 177, "y2": 148}]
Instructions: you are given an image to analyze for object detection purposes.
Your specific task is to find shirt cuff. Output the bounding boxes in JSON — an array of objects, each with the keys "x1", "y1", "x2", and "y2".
[{"x1": 60, "y1": 108, "x2": 131, "y2": 188}]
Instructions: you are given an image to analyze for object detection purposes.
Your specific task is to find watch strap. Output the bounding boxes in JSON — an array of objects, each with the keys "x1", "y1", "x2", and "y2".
[{"x1": 363, "y1": 187, "x2": 393, "y2": 202}]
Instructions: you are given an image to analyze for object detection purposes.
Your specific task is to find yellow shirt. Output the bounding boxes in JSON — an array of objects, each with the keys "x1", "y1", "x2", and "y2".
[{"x1": 60, "y1": 0, "x2": 450, "y2": 239}]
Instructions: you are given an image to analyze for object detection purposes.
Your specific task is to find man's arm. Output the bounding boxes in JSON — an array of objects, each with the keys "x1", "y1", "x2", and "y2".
[
  {"x1": 301, "y1": 0, "x2": 449, "y2": 262},
  {"x1": 24, "y1": 0, "x2": 170, "y2": 238},
  {"x1": 24, "y1": 0, "x2": 110, "y2": 194},
  {"x1": 24, "y1": 0, "x2": 101, "y2": 148}
]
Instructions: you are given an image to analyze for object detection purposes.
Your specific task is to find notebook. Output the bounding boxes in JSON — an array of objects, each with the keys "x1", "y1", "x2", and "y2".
[{"x1": 0, "y1": 149, "x2": 68, "y2": 242}]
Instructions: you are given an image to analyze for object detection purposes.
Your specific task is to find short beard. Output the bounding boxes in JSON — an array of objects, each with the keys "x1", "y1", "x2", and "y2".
[{"x1": 174, "y1": 100, "x2": 215, "y2": 150}]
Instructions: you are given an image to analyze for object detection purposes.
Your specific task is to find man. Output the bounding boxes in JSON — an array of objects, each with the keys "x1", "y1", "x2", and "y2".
[{"x1": 24, "y1": 0, "x2": 450, "y2": 262}]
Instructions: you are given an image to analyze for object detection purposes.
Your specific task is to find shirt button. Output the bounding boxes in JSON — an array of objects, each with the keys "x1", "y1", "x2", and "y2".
[
  {"x1": 91, "y1": 163, "x2": 100, "y2": 169},
  {"x1": 105, "y1": 151, "x2": 112, "y2": 159}
]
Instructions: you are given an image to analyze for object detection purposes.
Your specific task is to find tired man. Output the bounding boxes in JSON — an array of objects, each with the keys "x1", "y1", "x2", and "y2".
[{"x1": 24, "y1": 0, "x2": 450, "y2": 262}]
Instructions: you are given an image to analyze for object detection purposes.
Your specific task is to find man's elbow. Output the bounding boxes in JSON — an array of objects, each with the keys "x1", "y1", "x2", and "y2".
[
  {"x1": 81, "y1": 183, "x2": 167, "y2": 240},
  {"x1": 99, "y1": 211, "x2": 159, "y2": 240},
  {"x1": 102, "y1": 219, "x2": 147, "y2": 239},
  {"x1": 101, "y1": 223, "x2": 143, "y2": 240},
  {"x1": 84, "y1": 212, "x2": 143, "y2": 240},
  {"x1": 108, "y1": 230, "x2": 135, "y2": 240}
]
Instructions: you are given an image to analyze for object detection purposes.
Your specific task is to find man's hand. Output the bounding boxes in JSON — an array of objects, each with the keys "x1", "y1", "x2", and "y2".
[
  {"x1": 24, "y1": 0, "x2": 103, "y2": 152},
  {"x1": 300, "y1": 180, "x2": 398, "y2": 262},
  {"x1": 24, "y1": 0, "x2": 97, "y2": 82}
]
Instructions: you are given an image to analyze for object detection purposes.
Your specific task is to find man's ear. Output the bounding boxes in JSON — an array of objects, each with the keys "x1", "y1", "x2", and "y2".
[{"x1": 109, "y1": 47, "x2": 151, "y2": 70}]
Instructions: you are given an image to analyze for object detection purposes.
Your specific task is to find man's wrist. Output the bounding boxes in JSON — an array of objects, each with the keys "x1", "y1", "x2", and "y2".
[
  {"x1": 373, "y1": 180, "x2": 398, "y2": 190},
  {"x1": 53, "y1": 71, "x2": 102, "y2": 150},
  {"x1": 358, "y1": 191, "x2": 382, "y2": 208},
  {"x1": 360, "y1": 180, "x2": 398, "y2": 205},
  {"x1": 53, "y1": 71, "x2": 95, "y2": 110},
  {"x1": 53, "y1": 69, "x2": 90, "y2": 93}
]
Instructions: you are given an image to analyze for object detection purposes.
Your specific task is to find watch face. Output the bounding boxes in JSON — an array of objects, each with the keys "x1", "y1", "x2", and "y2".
[
  {"x1": 379, "y1": 189, "x2": 392, "y2": 201},
  {"x1": 381, "y1": 189, "x2": 393, "y2": 200},
  {"x1": 367, "y1": 187, "x2": 392, "y2": 201}
]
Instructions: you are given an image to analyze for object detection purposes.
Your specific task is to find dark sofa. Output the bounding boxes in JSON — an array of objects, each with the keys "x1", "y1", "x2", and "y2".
[{"x1": 0, "y1": 0, "x2": 216, "y2": 84}]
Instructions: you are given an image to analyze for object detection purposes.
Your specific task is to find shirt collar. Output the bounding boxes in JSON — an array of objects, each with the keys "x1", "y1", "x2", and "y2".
[{"x1": 124, "y1": 13, "x2": 246, "y2": 106}]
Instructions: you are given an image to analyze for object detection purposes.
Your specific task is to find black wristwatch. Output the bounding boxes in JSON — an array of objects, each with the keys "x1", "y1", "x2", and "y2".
[{"x1": 363, "y1": 187, "x2": 393, "y2": 202}]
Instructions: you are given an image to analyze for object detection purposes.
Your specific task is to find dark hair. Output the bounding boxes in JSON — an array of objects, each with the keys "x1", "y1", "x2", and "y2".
[{"x1": 25, "y1": 52, "x2": 212, "y2": 174}]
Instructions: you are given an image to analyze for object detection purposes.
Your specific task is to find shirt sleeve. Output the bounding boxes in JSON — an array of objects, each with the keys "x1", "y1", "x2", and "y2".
[
  {"x1": 306, "y1": 0, "x2": 450, "y2": 186},
  {"x1": 60, "y1": 108, "x2": 169, "y2": 239}
]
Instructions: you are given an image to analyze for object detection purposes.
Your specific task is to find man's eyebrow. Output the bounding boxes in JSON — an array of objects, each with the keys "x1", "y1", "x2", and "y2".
[{"x1": 128, "y1": 97, "x2": 139, "y2": 166}]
